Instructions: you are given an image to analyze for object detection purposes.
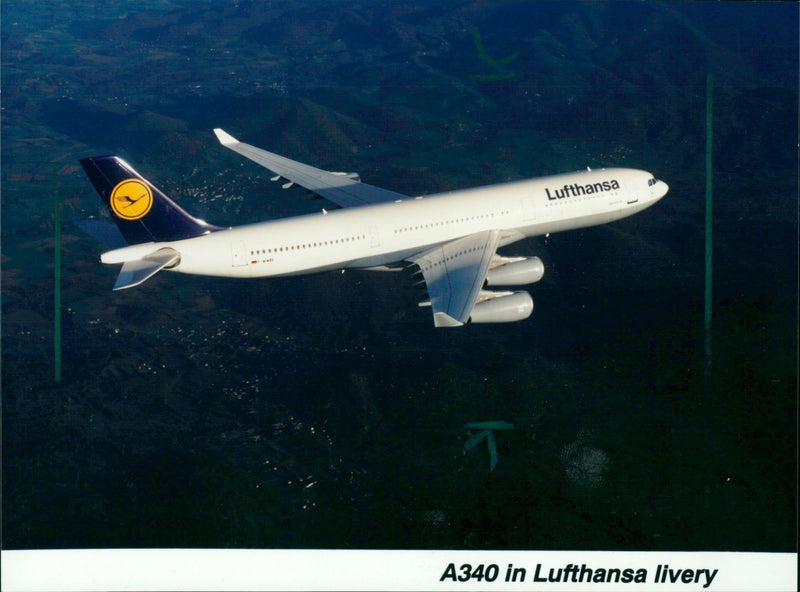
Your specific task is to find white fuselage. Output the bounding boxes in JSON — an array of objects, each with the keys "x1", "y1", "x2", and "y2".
[{"x1": 101, "y1": 167, "x2": 668, "y2": 277}]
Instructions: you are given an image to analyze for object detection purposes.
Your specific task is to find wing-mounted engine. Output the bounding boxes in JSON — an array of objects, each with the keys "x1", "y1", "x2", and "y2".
[
  {"x1": 486, "y1": 255, "x2": 544, "y2": 286},
  {"x1": 410, "y1": 232, "x2": 542, "y2": 326},
  {"x1": 470, "y1": 256, "x2": 542, "y2": 322},
  {"x1": 468, "y1": 290, "x2": 533, "y2": 323}
]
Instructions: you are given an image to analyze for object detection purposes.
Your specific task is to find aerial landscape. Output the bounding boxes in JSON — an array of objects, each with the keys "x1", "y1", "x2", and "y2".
[{"x1": 2, "y1": 0, "x2": 797, "y2": 552}]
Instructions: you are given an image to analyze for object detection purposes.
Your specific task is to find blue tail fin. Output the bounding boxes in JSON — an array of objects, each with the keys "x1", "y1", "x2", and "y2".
[{"x1": 79, "y1": 155, "x2": 223, "y2": 245}]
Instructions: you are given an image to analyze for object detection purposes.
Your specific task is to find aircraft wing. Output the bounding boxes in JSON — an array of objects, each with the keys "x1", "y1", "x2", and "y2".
[
  {"x1": 214, "y1": 128, "x2": 408, "y2": 208},
  {"x1": 410, "y1": 230, "x2": 501, "y2": 327}
]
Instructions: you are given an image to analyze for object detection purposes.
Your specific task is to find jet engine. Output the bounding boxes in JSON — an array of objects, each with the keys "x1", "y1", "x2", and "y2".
[
  {"x1": 486, "y1": 256, "x2": 544, "y2": 286},
  {"x1": 468, "y1": 290, "x2": 533, "y2": 323}
]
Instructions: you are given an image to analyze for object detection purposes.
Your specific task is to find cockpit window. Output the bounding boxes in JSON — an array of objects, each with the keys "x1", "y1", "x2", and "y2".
[{"x1": 648, "y1": 177, "x2": 657, "y2": 186}]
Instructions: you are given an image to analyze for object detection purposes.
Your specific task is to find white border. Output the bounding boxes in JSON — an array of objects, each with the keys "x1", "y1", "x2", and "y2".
[{"x1": 1, "y1": 550, "x2": 797, "y2": 592}]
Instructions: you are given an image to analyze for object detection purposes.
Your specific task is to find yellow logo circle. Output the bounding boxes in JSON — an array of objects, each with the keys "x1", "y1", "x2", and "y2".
[{"x1": 110, "y1": 179, "x2": 153, "y2": 220}]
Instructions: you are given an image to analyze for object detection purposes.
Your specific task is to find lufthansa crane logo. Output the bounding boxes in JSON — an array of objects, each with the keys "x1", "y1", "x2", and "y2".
[{"x1": 110, "y1": 179, "x2": 153, "y2": 220}]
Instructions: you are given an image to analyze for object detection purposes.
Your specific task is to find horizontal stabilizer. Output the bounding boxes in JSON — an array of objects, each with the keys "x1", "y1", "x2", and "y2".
[{"x1": 112, "y1": 248, "x2": 180, "y2": 290}]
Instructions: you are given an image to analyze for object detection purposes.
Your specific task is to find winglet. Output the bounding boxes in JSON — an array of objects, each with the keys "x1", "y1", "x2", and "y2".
[
  {"x1": 433, "y1": 312, "x2": 464, "y2": 328},
  {"x1": 213, "y1": 128, "x2": 239, "y2": 146}
]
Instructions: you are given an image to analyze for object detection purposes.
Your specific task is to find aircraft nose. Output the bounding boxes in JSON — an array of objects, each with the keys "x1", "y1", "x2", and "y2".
[{"x1": 654, "y1": 180, "x2": 669, "y2": 199}]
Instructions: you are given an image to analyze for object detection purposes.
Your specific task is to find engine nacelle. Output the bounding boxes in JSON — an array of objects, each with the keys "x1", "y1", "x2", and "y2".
[
  {"x1": 468, "y1": 290, "x2": 533, "y2": 324},
  {"x1": 486, "y1": 256, "x2": 544, "y2": 286}
]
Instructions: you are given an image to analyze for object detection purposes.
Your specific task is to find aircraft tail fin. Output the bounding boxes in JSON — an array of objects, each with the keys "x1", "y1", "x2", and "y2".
[{"x1": 79, "y1": 156, "x2": 223, "y2": 245}]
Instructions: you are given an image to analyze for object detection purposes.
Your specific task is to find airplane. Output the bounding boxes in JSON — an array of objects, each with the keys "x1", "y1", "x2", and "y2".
[{"x1": 79, "y1": 128, "x2": 668, "y2": 327}]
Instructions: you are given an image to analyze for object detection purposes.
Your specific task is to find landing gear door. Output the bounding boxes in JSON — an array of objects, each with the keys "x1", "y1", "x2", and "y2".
[{"x1": 231, "y1": 241, "x2": 248, "y2": 267}]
